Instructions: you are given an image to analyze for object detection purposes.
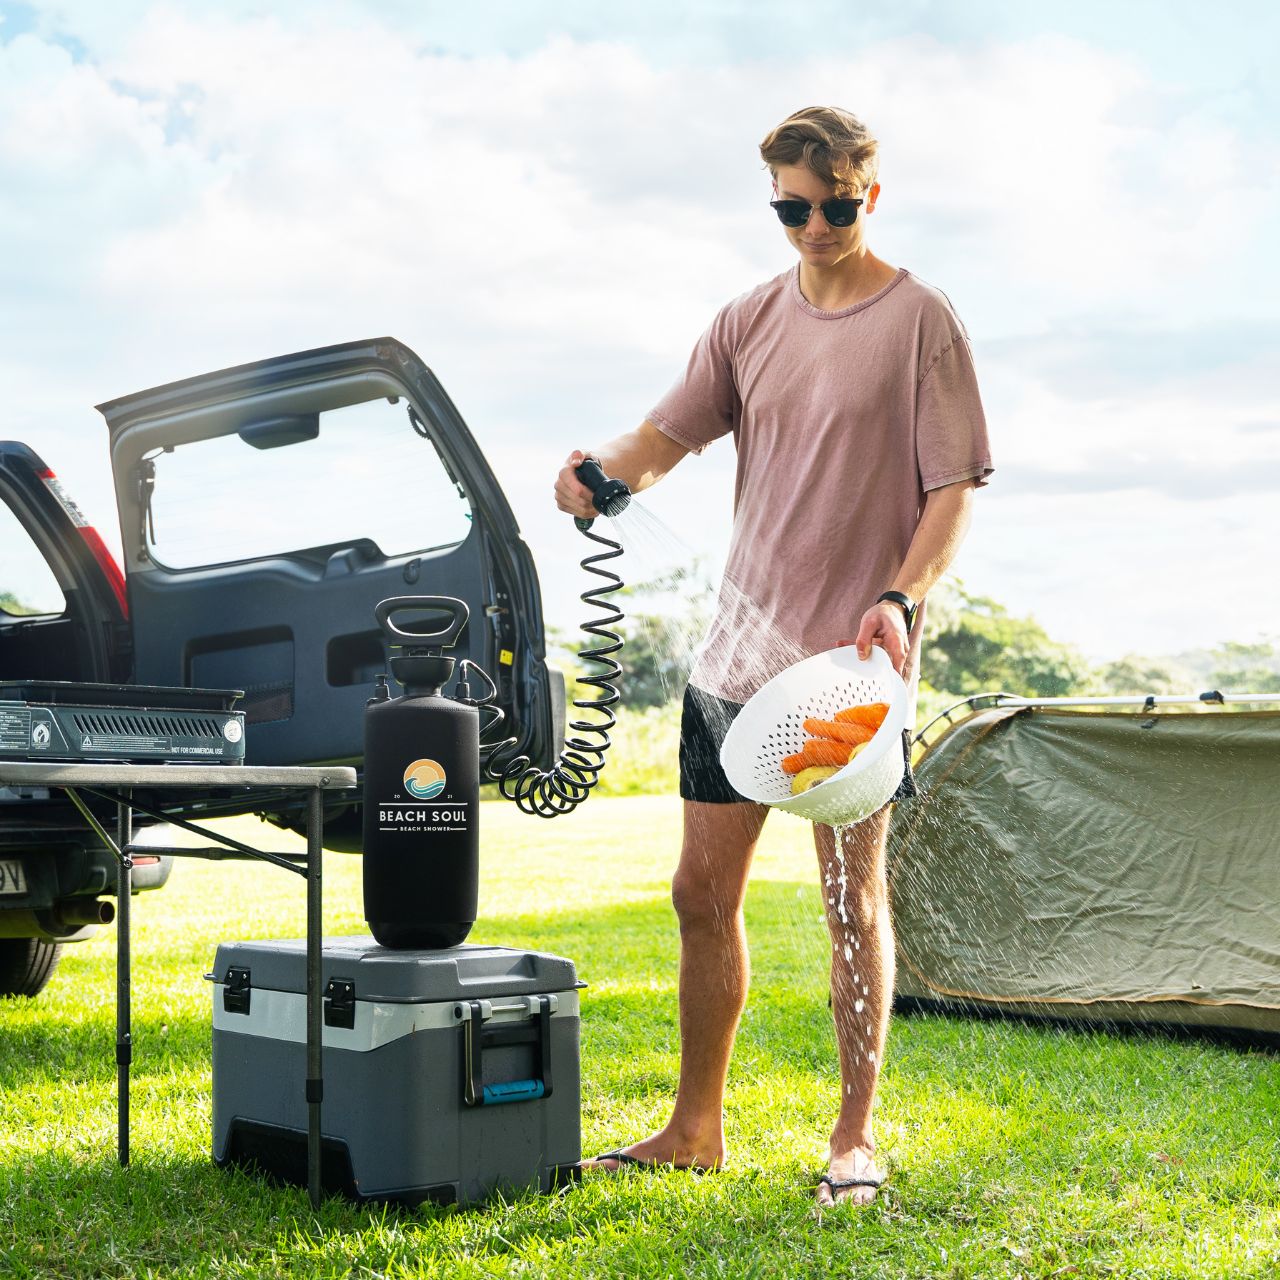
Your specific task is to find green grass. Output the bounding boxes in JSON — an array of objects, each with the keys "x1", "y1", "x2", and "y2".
[{"x1": 1, "y1": 796, "x2": 1277, "y2": 1279}]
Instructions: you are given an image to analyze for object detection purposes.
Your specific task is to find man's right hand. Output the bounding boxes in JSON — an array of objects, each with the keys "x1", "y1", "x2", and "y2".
[
  {"x1": 555, "y1": 450, "x2": 601, "y2": 519},
  {"x1": 553, "y1": 422, "x2": 690, "y2": 518}
]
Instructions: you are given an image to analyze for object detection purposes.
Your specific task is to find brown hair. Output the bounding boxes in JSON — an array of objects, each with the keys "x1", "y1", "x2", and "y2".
[{"x1": 759, "y1": 106, "x2": 879, "y2": 192}]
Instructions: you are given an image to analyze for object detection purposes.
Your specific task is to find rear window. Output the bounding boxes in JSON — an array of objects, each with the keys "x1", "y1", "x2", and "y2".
[
  {"x1": 0, "y1": 501, "x2": 66, "y2": 616},
  {"x1": 144, "y1": 398, "x2": 474, "y2": 570}
]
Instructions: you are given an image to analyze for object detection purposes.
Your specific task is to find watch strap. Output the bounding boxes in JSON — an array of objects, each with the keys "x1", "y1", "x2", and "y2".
[{"x1": 876, "y1": 590, "x2": 917, "y2": 632}]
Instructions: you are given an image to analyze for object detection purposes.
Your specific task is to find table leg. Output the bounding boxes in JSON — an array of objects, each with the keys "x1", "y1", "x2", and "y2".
[
  {"x1": 116, "y1": 793, "x2": 133, "y2": 1167},
  {"x1": 305, "y1": 786, "x2": 324, "y2": 1208}
]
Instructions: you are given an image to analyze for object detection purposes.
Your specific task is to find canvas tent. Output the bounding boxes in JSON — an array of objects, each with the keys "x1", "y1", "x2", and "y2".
[{"x1": 887, "y1": 697, "x2": 1280, "y2": 1046}]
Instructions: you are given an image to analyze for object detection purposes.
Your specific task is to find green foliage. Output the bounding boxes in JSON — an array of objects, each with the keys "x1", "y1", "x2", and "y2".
[
  {"x1": 1205, "y1": 640, "x2": 1280, "y2": 693},
  {"x1": 1085, "y1": 654, "x2": 1188, "y2": 696},
  {"x1": 591, "y1": 701, "x2": 681, "y2": 797},
  {"x1": 549, "y1": 563, "x2": 714, "y2": 710},
  {"x1": 615, "y1": 608, "x2": 708, "y2": 709},
  {"x1": 920, "y1": 580, "x2": 1093, "y2": 698},
  {"x1": 0, "y1": 590, "x2": 41, "y2": 617}
]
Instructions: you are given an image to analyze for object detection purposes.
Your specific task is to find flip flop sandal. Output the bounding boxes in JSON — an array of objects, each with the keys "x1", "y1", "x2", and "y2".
[
  {"x1": 818, "y1": 1173, "x2": 885, "y2": 1198},
  {"x1": 589, "y1": 1149, "x2": 721, "y2": 1175}
]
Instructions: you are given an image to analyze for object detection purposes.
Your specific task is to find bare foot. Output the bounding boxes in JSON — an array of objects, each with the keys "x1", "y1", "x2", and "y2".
[
  {"x1": 583, "y1": 1126, "x2": 726, "y2": 1173},
  {"x1": 815, "y1": 1144, "x2": 886, "y2": 1207}
]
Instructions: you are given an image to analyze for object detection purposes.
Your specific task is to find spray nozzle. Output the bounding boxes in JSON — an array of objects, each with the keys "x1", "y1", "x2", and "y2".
[{"x1": 574, "y1": 457, "x2": 631, "y2": 524}]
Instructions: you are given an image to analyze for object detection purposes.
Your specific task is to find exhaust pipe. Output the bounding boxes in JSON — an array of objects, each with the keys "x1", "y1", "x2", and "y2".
[
  {"x1": 54, "y1": 898, "x2": 116, "y2": 929},
  {"x1": 0, "y1": 898, "x2": 116, "y2": 939}
]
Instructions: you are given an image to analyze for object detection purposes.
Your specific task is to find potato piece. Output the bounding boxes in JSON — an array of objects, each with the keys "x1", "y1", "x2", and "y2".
[{"x1": 790, "y1": 765, "x2": 840, "y2": 795}]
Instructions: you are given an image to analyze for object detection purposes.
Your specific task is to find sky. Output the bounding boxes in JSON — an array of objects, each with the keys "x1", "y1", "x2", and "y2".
[{"x1": 1, "y1": 0, "x2": 1277, "y2": 665}]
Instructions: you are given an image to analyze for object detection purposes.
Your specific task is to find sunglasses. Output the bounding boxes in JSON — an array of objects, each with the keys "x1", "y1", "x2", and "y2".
[{"x1": 769, "y1": 196, "x2": 863, "y2": 228}]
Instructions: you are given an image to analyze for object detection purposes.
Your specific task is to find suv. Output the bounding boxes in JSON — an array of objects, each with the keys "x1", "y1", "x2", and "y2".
[{"x1": 0, "y1": 338, "x2": 562, "y2": 996}]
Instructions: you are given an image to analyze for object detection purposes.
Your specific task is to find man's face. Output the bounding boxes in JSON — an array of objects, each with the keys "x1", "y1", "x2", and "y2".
[{"x1": 771, "y1": 163, "x2": 878, "y2": 269}]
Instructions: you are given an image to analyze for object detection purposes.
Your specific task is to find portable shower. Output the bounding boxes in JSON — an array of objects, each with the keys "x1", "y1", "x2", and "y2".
[{"x1": 360, "y1": 459, "x2": 632, "y2": 946}]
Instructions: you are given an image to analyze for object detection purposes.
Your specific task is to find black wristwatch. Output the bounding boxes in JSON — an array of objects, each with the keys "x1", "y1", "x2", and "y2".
[{"x1": 876, "y1": 590, "x2": 917, "y2": 633}]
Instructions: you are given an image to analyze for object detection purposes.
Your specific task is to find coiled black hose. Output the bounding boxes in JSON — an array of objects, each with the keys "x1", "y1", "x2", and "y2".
[{"x1": 484, "y1": 474, "x2": 626, "y2": 816}]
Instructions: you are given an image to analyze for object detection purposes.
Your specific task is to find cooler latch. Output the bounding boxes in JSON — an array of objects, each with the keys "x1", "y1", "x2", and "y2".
[
  {"x1": 459, "y1": 995, "x2": 555, "y2": 1107},
  {"x1": 324, "y1": 978, "x2": 356, "y2": 1029},
  {"x1": 223, "y1": 967, "x2": 251, "y2": 1015}
]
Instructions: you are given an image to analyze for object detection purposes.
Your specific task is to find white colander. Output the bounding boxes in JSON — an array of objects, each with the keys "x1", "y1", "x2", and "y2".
[{"x1": 718, "y1": 645, "x2": 908, "y2": 825}]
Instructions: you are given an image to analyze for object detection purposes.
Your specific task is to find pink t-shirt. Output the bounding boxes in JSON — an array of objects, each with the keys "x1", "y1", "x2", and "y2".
[{"x1": 649, "y1": 265, "x2": 993, "y2": 720}]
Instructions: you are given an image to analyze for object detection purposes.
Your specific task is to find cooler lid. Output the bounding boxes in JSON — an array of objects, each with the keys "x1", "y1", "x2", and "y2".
[{"x1": 211, "y1": 937, "x2": 577, "y2": 1003}]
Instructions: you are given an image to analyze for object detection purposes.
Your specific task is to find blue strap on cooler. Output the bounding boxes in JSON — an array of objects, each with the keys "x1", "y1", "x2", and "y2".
[{"x1": 483, "y1": 1079, "x2": 546, "y2": 1105}]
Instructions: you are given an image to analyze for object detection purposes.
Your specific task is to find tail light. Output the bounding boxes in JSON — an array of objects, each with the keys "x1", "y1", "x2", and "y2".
[{"x1": 37, "y1": 467, "x2": 129, "y2": 618}]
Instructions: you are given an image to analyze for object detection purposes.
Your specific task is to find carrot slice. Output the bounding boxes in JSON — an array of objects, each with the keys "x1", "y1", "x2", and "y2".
[
  {"x1": 802, "y1": 717, "x2": 874, "y2": 746},
  {"x1": 782, "y1": 740, "x2": 849, "y2": 772},
  {"x1": 799, "y1": 738, "x2": 857, "y2": 766},
  {"x1": 783, "y1": 737, "x2": 871, "y2": 775},
  {"x1": 834, "y1": 702, "x2": 889, "y2": 730}
]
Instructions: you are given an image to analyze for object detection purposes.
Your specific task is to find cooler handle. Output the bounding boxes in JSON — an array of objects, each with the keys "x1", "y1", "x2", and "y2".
[{"x1": 461, "y1": 996, "x2": 554, "y2": 1107}]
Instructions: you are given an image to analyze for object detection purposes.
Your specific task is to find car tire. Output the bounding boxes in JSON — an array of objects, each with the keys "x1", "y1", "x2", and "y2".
[{"x1": 0, "y1": 937, "x2": 63, "y2": 998}]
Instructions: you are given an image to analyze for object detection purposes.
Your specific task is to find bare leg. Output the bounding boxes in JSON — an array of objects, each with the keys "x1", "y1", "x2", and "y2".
[
  {"x1": 813, "y1": 806, "x2": 894, "y2": 1205},
  {"x1": 589, "y1": 798, "x2": 767, "y2": 1171}
]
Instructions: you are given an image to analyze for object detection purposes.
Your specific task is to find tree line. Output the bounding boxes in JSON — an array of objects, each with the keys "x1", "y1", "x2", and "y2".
[{"x1": 558, "y1": 571, "x2": 1280, "y2": 708}]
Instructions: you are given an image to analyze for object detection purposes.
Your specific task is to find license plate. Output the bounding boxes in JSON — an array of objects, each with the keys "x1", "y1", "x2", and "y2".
[{"x1": 0, "y1": 858, "x2": 28, "y2": 895}]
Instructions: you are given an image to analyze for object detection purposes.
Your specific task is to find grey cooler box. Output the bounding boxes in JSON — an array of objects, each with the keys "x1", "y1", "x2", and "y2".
[{"x1": 210, "y1": 938, "x2": 582, "y2": 1206}]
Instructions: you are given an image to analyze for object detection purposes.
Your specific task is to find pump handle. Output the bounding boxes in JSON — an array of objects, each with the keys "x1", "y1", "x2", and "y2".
[{"x1": 375, "y1": 595, "x2": 470, "y2": 648}]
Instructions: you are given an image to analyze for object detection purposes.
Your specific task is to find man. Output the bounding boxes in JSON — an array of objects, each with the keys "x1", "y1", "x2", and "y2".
[{"x1": 554, "y1": 105, "x2": 992, "y2": 1206}]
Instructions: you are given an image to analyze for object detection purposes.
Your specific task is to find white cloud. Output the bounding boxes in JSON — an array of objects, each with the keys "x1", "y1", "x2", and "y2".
[
  {"x1": 967, "y1": 483, "x2": 1277, "y2": 660},
  {"x1": 1, "y1": 12, "x2": 1277, "y2": 663},
  {"x1": 963, "y1": 353, "x2": 1280, "y2": 658},
  {"x1": 857, "y1": 35, "x2": 1279, "y2": 334}
]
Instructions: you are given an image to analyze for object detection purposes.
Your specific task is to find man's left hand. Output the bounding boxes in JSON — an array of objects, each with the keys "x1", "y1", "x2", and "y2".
[{"x1": 845, "y1": 602, "x2": 909, "y2": 673}]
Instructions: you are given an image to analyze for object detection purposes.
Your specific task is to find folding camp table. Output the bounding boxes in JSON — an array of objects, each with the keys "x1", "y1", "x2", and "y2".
[{"x1": 0, "y1": 761, "x2": 357, "y2": 1208}]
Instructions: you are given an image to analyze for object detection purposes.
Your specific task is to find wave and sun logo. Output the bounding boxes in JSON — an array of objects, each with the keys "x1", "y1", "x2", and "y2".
[{"x1": 404, "y1": 759, "x2": 447, "y2": 800}]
